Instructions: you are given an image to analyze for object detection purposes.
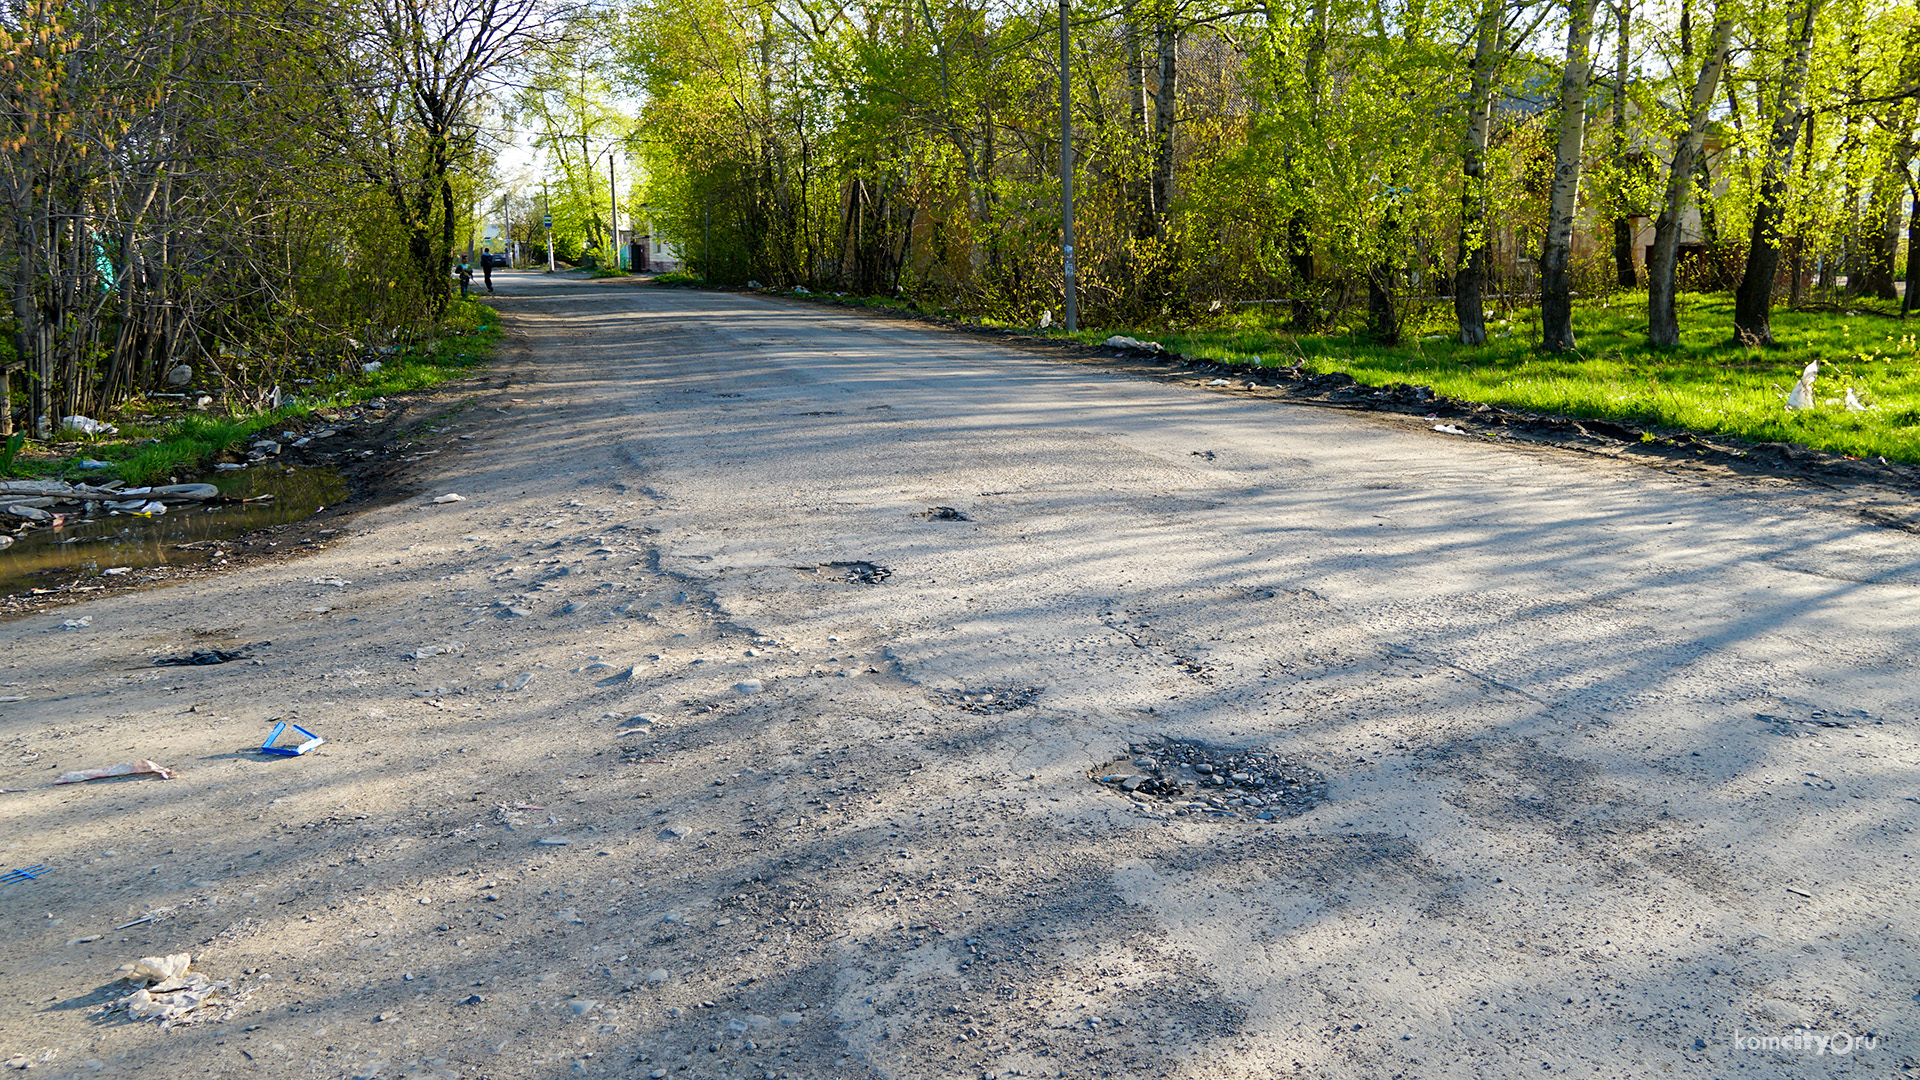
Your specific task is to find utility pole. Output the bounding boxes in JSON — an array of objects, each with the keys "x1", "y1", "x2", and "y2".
[
  {"x1": 609, "y1": 156, "x2": 619, "y2": 271},
  {"x1": 704, "y1": 196, "x2": 712, "y2": 281},
  {"x1": 1058, "y1": 0, "x2": 1077, "y2": 332},
  {"x1": 543, "y1": 179, "x2": 555, "y2": 273}
]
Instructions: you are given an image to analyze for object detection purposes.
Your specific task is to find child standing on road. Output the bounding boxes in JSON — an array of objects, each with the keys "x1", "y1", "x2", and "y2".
[{"x1": 456, "y1": 256, "x2": 473, "y2": 299}]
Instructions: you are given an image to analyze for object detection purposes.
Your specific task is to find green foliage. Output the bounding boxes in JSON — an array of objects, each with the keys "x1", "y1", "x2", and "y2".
[
  {"x1": 597, "y1": 0, "x2": 1917, "y2": 343},
  {"x1": 0, "y1": 433, "x2": 23, "y2": 478}
]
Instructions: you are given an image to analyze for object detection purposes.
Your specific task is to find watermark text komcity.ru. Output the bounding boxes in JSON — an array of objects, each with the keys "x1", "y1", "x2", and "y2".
[{"x1": 1732, "y1": 1029, "x2": 1878, "y2": 1056}]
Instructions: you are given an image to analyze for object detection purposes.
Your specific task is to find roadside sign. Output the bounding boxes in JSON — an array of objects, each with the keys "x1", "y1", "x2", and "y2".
[{"x1": 543, "y1": 215, "x2": 552, "y2": 227}]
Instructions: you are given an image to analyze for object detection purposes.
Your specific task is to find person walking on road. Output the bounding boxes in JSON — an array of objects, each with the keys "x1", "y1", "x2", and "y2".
[
  {"x1": 456, "y1": 255, "x2": 473, "y2": 299},
  {"x1": 481, "y1": 249, "x2": 496, "y2": 295}
]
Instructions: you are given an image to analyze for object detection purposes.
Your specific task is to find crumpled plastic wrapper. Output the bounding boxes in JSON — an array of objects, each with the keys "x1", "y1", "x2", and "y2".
[{"x1": 107, "y1": 953, "x2": 235, "y2": 1027}]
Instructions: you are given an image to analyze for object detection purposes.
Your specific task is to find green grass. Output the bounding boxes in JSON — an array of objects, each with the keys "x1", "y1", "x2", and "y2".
[
  {"x1": 649, "y1": 271, "x2": 705, "y2": 287},
  {"x1": 27, "y1": 298, "x2": 502, "y2": 485},
  {"x1": 1079, "y1": 293, "x2": 1920, "y2": 463}
]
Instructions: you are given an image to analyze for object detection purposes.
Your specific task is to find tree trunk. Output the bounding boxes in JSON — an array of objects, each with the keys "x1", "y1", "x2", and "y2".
[
  {"x1": 1540, "y1": 0, "x2": 1600, "y2": 351},
  {"x1": 1455, "y1": 0, "x2": 1501, "y2": 345},
  {"x1": 1850, "y1": 161, "x2": 1902, "y2": 300},
  {"x1": 1904, "y1": 174, "x2": 1919, "y2": 317},
  {"x1": 1647, "y1": 13, "x2": 1731, "y2": 346},
  {"x1": 1126, "y1": 6, "x2": 1153, "y2": 239},
  {"x1": 1610, "y1": 0, "x2": 1635, "y2": 288},
  {"x1": 1149, "y1": 18, "x2": 1178, "y2": 237},
  {"x1": 1285, "y1": 0, "x2": 1329, "y2": 329},
  {"x1": 1788, "y1": 115, "x2": 1816, "y2": 306},
  {"x1": 1733, "y1": 0, "x2": 1825, "y2": 346},
  {"x1": 1368, "y1": 262, "x2": 1399, "y2": 344}
]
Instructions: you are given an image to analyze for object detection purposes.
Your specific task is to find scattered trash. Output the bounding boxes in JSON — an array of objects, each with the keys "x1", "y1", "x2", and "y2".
[
  {"x1": 497, "y1": 672, "x2": 534, "y2": 691},
  {"x1": 1104, "y1": 335, "x2": 1163, "y2": 353},
  {"x1": 309, "y1": 577, "x2": 350, "y2": 587},
  {"x1": 1, "y1": 865, "x2": 49, "y2": 886},
  {"x1": 1786, "y1": 359, "x2": 1818, "y2": 410},
  {"x1": 746, "y1": 279, "x2": 762, "y2": 289},
  {"x1": 1845, "y1": 387, "x2": 1871, "y2": 412},
  {"x1": 536, "y1": 836, "x2": 570, "y2": 846},
  {"x1": 1206, "y1": 378, "x2": 1233, "y2": 386},
  {"x1": 1432, "y1": 424, "x2": 1467, "y2": 435},
  {"x1": 153, "y1": 648, "x2": 251, "y2": 666},
  {"x1": 430, "y1": 493, "x2": 466, "y2": 504},
  {"x1": 1039, "y1": 309, "x2": 1053, "y2": 328},
  {"x1": 114, "y1": 915, "x2": 153, "y2": 930},
  {"x1": 108, "y1": 953, "x2": 235, "y2": 1027},
  {"x1": 61, "y1": 416, "x2": 118, "y2": 436},
  {"x1": 102, "y1": 567, "x2": 132, "y2": 576},
  {"x1": 165, "y1": 363, "x2": 193, "y2": 386},
  {"x1": 78, "y1": 459, "x2": 113, "y2": 469},
  {"x1": 361, "y1": 361, "x2": 383, "y2": 374},
  {"x1": 213, "y1": 462, "x2": 245, "y2": 471},
  {"x1": 54, "y1": 760, "x2": 176, "y2": 785},
  {"x1": 60, "y1": 617, "x2": 92, "y2": 629},
  {"x1": 260, "y1": 721, "x2": 324, "y2": 757}
]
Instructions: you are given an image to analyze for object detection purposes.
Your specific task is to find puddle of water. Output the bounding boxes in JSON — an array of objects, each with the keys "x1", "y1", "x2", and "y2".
[{"x1": 0, "y1": 467, "x2": 346, "y2": 596}]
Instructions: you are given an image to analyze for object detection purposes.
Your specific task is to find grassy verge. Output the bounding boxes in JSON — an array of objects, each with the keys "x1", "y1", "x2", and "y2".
[
  {"x1": 15, "y1": 298, "x2": 502, "y2": 485},
  {"x1": 1080, "y1": 293, "x2": 1920, "y2": 463}
]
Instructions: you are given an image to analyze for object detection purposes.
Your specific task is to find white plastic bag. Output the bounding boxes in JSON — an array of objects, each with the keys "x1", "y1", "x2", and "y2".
[{"x1": 1785, "y1": 360, "x2": 1817, "y2": 410}]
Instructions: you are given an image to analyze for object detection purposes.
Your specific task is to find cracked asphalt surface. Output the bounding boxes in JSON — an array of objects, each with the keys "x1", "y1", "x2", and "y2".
[{"x1": 3, "y1": 270, "x2": 1918, "y2": 1080}]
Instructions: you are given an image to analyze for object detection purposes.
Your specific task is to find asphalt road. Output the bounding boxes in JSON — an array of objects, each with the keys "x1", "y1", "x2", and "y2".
[{"x1": 3, "y1": 269, "x2": 1916, "y2": 1080}]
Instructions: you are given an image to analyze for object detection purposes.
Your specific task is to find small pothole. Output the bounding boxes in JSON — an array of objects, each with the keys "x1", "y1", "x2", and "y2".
[
  {"x1": 1091, "y1": 737, "x2": 1326, "y2": 822},
  {"x1": 937, "y1": 686, "x2": 1042, "y2": 714},
  {"x1": 795, "y1": 561, "x2": 892, "y2": 585},
  {"x1": 916, "y1": 506, "x2": 970, "y2": 521}
]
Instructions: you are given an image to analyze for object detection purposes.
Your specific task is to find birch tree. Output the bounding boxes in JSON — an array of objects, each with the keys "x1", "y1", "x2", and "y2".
[
  {"x1": 1731, "y1": 0, "x2": 1825, "y2": 346},
  {"x1": 1646, "y1": 6, "x2": 1731, "y2": 346},
  {"x1": 1539, "y1": 0, "x2": 1599, "y2": 351}
]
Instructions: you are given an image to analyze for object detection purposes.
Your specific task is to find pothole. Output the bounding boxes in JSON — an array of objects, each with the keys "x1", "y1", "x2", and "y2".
[
  {"x1": 1091, "y1": 737, "x2": 1326, "y2": 822},
  {"x1": 916, "y1": 506, "x2": 970, "y2": 521},
  {"x1": 937, "y1": 685, "x2": 1041, "y2": 714},
  {"x1": 794, "y1": 561, "x2": 892, "y2": 585}
]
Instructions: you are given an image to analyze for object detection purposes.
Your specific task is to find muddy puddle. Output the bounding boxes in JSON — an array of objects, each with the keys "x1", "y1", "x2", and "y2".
[{"x1": 0, "y1": 467, "x2": 346, "y2": 596}]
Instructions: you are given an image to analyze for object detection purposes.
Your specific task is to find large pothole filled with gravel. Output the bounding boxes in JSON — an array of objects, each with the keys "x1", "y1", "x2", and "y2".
[{"x1": 1091, "y1": 737, "x2": 1327, "y2": 822}]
